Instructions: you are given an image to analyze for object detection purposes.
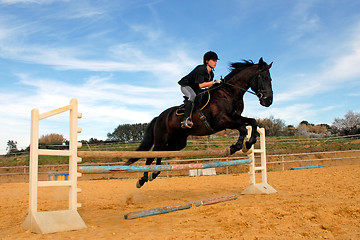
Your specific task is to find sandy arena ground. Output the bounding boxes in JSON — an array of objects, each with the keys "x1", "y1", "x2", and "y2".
[{"x1": 0, "y1": 164, "x2": 359, "y2": 239}]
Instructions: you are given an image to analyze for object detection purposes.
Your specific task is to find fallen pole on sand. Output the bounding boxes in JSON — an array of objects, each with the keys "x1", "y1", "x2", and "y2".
[
  {"x1": 78, "y1": 159, "x2": 251, "y2": 174},
  {"x1": 191, "y1": 194, "x2": 237, "y2": 206},
  {"x1": 124, "y1": 203, "x2": 192, "y2": 220},
  {"x1": 124, "y1": 194, "x2": 238, "y2": 220}
]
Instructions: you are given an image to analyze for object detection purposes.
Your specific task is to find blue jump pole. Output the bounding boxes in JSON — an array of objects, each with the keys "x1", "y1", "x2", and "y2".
[
  {"x1": 78, "y1": 159, "x2": 251, "y2": 174},
  {"x1": 290, "y1": 165, "x2": 323, "y2": 170}
]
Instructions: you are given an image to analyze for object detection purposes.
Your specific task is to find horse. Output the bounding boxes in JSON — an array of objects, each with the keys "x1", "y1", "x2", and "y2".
[{"x1": 127, "y1": 57, "x2": 273, "y2": 188}]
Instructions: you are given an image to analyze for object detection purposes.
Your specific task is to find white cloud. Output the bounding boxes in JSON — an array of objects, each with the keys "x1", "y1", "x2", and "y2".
[
  {"x1": 292, "y1": 1, "x2": 321, "y2": 37},
  {"x1": 0, "y1": 72, "x2": 184, "y2": 154},
  {"x1": 0, "y1": 22, "x2": 196, "y2": 80},
  {"x1": 275, "y1": 24, "x2": 360, "y2": 102},
  {"x1": 67, "y1": 9, "x2": 105, "y2": 19},
  {"x1": 0, "y1": 0, "x2": 67, "y2": 4},
  {"x1": 16, "y1": 73, "x2": 179, "y2": 108},
  {"x1": 349, "y1": 92, "x2": 360, "y2": 97},
  {"x1": 0, "y1": 11, "x2": 198, "y2": 154},
  {"x1": 251, "y1": 103, "x2": 335, "y2": 126}
]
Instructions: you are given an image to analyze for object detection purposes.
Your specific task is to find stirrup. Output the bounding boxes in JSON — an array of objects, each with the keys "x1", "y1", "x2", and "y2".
[{"x1": 181, "y1": 118, "x2": 193, "y2": 129}]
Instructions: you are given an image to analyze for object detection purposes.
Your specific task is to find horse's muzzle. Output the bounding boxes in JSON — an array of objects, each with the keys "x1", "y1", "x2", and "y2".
[{"x1": 260, "y1": 96, "x2": 273, "y2": 107}]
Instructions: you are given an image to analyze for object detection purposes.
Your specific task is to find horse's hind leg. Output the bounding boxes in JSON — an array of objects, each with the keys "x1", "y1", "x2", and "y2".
[
  {"x1": 149, "y1": 157, "x2": 162, "y2": 181},
  {"x1": 136, "y1": 144, "x2": 166, "y2": 187},
  {"x1": 149, "y1": 136, "x2": 188, "y2": 181},
  {"x1": 136, "y1": 157, "x2": 155, "y2": 188}
]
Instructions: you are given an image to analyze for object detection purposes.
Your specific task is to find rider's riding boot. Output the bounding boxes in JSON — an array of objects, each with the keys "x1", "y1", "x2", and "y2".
[{"x1": 181, "y1": 100, "x2": 194, "y2": 129}]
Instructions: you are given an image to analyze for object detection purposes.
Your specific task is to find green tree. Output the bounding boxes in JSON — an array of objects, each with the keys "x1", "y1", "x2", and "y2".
[
  {"x1": 332, "y1": 111, "x2": 360, "y2": 135},
  {"x1": 38, "y1": 133, "x2": 66, "y2": 150},
  {"x1": 6, "y1": 140, "x2": 18, "y2": 155},
  {"x1": 107, "y1": 123, "x2": 148, "y2": 143},
  {"x1": 283, "y1": 125, "x2": 296, "y2": 136},
  {"x1": 257, "y1": 116, "x2": 286, "y2": 136}
]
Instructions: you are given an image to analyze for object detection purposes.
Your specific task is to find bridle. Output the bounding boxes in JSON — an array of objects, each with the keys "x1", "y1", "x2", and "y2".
[
  {"x1": 197, "y1": 65, "x2": 271, "y2": 101},
  {"x1": 222, "y1": 68, "x2": 270, "y2": 100}
]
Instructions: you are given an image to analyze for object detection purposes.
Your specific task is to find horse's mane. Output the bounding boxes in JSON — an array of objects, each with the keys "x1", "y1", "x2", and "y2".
[{"x1": 223, "y1": 60, "x2": 255, "y2": 81}]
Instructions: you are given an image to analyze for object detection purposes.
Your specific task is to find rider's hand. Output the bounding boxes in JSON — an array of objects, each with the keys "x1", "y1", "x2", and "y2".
[{"x1": 214, "y1": 79, "x2": 222, "y2": 84}]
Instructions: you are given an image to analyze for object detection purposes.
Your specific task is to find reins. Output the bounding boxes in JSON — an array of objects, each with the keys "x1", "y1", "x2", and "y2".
[
  {"x1": 197, "y1": 71, "x2": 258, "y2": 97},
  {"x1": 197, "y1": 64, "x2": 270, "y2": 99},
  {"x1": 223, "y1": 81, "x2": 257, "y2": 96}
]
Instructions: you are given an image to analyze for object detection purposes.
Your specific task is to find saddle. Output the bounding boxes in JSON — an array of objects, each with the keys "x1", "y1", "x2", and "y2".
[
  {"x1": 176, "y1": 90, "x2": 210, "y2": 116},
  {"x1": 176, "y1": 90, "x2": 213, "y2": 131}
]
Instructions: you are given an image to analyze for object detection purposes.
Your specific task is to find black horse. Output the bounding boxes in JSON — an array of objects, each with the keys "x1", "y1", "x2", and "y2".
[{"x1": 127, "y1": 57, "x2": 273, "y2": 188}]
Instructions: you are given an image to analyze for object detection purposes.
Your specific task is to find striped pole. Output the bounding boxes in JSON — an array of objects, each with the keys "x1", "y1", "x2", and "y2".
[
  {"x1": 124, "y1": 194, "x2": 237, "y2": 220},
  {"x1": 124, "y1": 203, "x2": 192, "y2": 220},
  {"x1": 78, "y1": 159, "x2": 251, "y2": 174},
  {"x1": 77, "y1": 148, "x2": 251, "y2": 159},
  {"x1": 191, "y1": 194, "x2": 237, "y2": 207}
]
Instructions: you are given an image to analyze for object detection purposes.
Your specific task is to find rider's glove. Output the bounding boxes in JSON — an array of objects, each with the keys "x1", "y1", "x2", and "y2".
[{"x1": 214, "y1": 79, "x2": 222, "y2": 84}]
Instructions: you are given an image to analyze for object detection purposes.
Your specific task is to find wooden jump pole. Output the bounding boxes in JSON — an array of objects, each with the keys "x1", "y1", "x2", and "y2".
[
  {"x1": 78, "y1": 159, "x2": 251, "y2": 174},
  {"x1": 77, "y1": 148, "x2": 251, "y2": 159}
]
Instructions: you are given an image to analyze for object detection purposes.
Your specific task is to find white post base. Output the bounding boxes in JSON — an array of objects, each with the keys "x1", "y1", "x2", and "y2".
[
  {"x1": 241, "y1": 183, "x2": 277, "y2": 195},
  {"x1": 23, "y1": 210, "x2": 86, "y2": 234}
]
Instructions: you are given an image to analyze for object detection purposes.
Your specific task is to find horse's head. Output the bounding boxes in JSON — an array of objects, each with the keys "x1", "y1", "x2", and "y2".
[{"x1": 250, "y1": 57, "x2": 273, "y2": 107}]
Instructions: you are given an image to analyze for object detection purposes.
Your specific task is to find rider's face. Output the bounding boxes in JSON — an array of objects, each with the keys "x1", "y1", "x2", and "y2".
[{"x1": 207, "y1": 59, "x2": 217, "y2": 69}]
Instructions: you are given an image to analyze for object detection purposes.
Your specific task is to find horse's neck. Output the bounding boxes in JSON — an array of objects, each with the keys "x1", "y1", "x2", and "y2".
[
  {"x1": 211, "y1": 65, "x2": 257, "y2": 106},
  {"x1": 236, "y1": 67, "x2": 257, "y2": 88},
  {"x1": 216, "y1": 67, "x2": 257, "y2": 107},
  {"x1": 224, "y1": 74, "x2": 251, "y2": 98}
]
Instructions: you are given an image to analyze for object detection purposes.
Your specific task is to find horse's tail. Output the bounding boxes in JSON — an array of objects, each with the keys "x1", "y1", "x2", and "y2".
[{"x1": 125, "y1": 117, "x2": 157, "y2": 165}]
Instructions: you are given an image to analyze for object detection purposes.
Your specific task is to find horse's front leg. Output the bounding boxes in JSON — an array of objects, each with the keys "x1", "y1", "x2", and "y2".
[
  {"x1": 228, "y1": 124, "x2": 248, "y2": 155},
  {"x1": 136, "y1": 157, "x2": 155, "y2": 188},
  {"x1": 240, "y1": 116, "x2": 258, "y2": 151}
]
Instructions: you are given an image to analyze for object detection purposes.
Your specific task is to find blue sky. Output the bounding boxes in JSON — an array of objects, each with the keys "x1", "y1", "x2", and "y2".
[{"x1": 1, "y1": 0, "x2": 360, "y2": 154}]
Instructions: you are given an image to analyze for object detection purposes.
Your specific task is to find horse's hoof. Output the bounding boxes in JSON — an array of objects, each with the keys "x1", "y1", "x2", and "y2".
[
  {"x1": 148, "y1": 173, "x2": 154, "y2": 181},
  {"x1": 136, "y1": 180, "x2": 142, "y2": 188},
  {"x1": 228, "y1": 145, "x2": 239, "y2": 155},
  {"x1": 149, "y1": 172, "x2": 160, "y2": 181},
  {"x1": 242, "y1": 144, "x2": 249, "y2": 153},
  {"x1": 245, "y1": 141, "x2": 252, "y2": 150}
]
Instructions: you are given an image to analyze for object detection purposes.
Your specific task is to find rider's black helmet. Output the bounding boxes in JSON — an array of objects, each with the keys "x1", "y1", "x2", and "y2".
[{"x1": 203, "y1": 51, "x2": 219, "y2": 64}]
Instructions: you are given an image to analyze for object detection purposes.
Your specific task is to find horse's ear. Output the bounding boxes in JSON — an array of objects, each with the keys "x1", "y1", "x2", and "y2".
[
  {"x1": 258, "y1": 57, "x2": 264, "y2": 69},
  {"x1": 268, "y1": 62, "x2": 273, "y2": 69}
]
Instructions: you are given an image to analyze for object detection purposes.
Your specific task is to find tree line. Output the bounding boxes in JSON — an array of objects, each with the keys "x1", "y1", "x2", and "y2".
[{"x1": 5, "y1": 111, "x2": 360, "y2": 155}]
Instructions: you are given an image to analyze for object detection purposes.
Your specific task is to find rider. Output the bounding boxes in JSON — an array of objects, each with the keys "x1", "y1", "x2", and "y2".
[{"x1": 178, "y1": 51, "x2": 222, "y2": 129}]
